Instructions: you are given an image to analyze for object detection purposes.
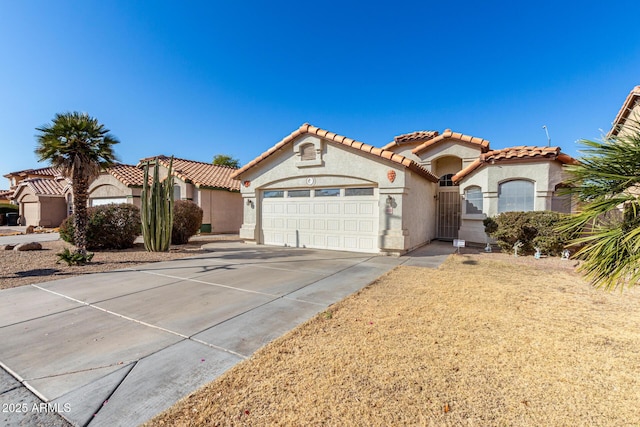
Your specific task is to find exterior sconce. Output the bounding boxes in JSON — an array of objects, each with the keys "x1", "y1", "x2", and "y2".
[
  {"x1": 386, "y1": 195, "x2": 394, "y2": 208},
  {"x1": 246, "y1": 199, "x2": 254, "y2": 209}
]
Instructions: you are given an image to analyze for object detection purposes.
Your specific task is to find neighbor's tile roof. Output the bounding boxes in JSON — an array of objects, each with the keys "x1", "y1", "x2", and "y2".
[
  {"x1": 231, "y1": 123, "x2": 439, "y2": 183},
  {"x1": 411, "y1": 129, "x2": 490, "y2": 155},
  {"x1": 139, "y1": 156, "x2": 240, "y2": 191},
  {"x1": 4, "y1": 166, "x2": 61, "y2": 179},
  {"x1": 106, "y1": 164, "x2": 146, "y2": 187},
  {"x1": 15, "y1": 177, "x2": 70, "y2": 196},
  {"x1": 609, "y1": 85, "x2": 640, "y2": 137},
  {"x1": 452, "y1": 146, "x2": 578, "y2": 183},
  {"x1": 382, "y1": 130, "x2": 440, "y2": 149},
  {"x1": 0, "y1": 190, "x2": 12, "y2": 199}
]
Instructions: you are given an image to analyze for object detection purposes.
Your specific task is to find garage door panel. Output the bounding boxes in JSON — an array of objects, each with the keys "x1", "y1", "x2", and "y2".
[
  {"x1": 344, "y1": 203, "x2": 358, "y2": 215},
  {"x1": 359, "y1": 203, "x2": 374, "y2": 215},
  {"x1": 262, "y1": 191, "x2": 379, "y2": 253},
  {"x1": 359, "y1": 220, "x2": 374, "y2": 232}
]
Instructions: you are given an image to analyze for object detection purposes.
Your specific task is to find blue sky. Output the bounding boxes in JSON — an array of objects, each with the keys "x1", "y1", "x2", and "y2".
[{"x1": 1, "y1": 1, "x2": 639, "y2": 182}]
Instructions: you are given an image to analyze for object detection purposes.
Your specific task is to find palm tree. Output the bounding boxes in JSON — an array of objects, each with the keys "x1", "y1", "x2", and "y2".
[
  {"x1": 35, "y1": 112, "x2": 119, "y2": 258},
  {"x1": 561, "y1": 119, "x2": 640, "y2": 291}
]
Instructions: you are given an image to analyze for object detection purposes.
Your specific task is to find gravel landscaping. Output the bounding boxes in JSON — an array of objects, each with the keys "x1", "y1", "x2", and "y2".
[{"x1": 0, "y1": 237, "x2": 239, "y2": 290}]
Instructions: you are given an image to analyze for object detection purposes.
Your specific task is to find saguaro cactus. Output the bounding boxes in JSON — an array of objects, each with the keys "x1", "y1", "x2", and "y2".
[{"x1": 141, "y1": 157, "x2": 174, "y2": 252}]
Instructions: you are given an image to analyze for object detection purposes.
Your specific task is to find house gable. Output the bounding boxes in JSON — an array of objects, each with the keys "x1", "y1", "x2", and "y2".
[
  {"x1": 232, "y1": 123, "x2": 437, "y2": 183},
  {"x1": 610, "y1": 85, "x2": 640, "y2": 137}
]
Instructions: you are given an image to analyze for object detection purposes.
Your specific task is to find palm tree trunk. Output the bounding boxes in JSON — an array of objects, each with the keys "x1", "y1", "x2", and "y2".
[{"x1": 73, "y1": 177, "x2": 90, "y2": 256}]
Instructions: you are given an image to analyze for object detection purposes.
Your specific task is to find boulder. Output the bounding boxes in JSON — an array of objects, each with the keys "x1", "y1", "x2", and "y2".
[
  {"x1": 1, "y1": 244, "x2": 16, "y2": 250},
  {"x1": 13, "y1": 242, "x2": 43, "y2": 251}
]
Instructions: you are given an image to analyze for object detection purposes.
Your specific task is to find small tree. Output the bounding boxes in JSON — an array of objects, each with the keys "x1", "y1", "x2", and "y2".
[
  {"x1": 35, "y1": 112, "x2": 119, "y2": 262},
  {"x1": 212, "y1": 154, "x2": 240, "y2": 168}
]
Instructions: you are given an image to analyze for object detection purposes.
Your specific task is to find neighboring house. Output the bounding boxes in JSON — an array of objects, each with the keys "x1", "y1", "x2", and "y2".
[
  {"x1": 3, "y1": 167, "x2": 68, "y2": 226},
  {"x1": 0, "y1": 190, "x2": 12, "y2": 202},
  {"x1": 5, "y1": 158, "x2": 243, "y2": 233},
  {"x1": 89, "y1": 164, "x2": 145, "y2": 208},
  {"x1": 11, "y1": 175, "x2": 71, "y2": 227},
  {"x1": 232, "y1": 123, "x2": 576, "y2": 254},
  {"x1": 137, "y1": 156, "x2": 242, "y2": 233}
]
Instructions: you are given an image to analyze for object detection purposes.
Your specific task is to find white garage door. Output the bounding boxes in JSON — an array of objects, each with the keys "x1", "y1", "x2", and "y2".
[{"x1": 261, "y1": 187, "x2": 379, "y2": 253}]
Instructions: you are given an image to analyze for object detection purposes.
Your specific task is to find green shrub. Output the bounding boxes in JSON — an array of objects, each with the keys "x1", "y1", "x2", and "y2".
[
  {"x1": 59, "y1": 204, "x2": 141, "y2": 250},
  {"x1": 56, "y1": 247, "x2": 94, "y2": 265},
  {"x1": 487, "y1": 211, "x2": 571, "y2": 256},
  {"x1": 171, "y1": 200, "x2": 203, "y2": 244}
]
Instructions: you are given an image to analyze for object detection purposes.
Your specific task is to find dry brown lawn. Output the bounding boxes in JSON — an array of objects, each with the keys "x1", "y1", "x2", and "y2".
[{"x1": 147, "y1": 253, "x2": 640, "y2": 427}]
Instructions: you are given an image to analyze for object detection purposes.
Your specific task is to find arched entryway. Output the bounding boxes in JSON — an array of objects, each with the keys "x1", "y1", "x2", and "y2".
[{"x1": 433, "y1": 156, "x2": 462, "y2": 240}]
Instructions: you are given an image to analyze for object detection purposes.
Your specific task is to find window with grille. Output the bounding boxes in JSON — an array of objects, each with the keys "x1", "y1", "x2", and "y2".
[{"x1": 464, "y1": 186, "x2": 483, "y2": 214}]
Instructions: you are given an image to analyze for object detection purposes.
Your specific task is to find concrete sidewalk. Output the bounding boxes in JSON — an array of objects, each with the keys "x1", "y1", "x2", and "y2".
[{"x1": 0, "y1": 241, "x2": 454, "y2": 426}]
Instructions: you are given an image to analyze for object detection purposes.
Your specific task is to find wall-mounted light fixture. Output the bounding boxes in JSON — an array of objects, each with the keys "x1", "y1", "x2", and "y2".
[
  {"x1": 246, "y1": 199, "x2": 254, "y2": 209},
  {"x1": 386, "y1": 195, "x2": 395, "y2": 208}
]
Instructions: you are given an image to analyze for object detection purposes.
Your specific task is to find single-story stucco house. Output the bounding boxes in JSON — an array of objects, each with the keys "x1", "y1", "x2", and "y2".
[
  {"x1": 5, "y1": 157, "x2": 243, "y2": 232},
  {"x1": 136, "y1": 156, "x2": 242, "y2": 233},
  {"x1": 11, "y1": 175, "x2": 71, "y2": 227},
  {"x1": 231, "y1": 123, "x2": 577, "y2": 254}
]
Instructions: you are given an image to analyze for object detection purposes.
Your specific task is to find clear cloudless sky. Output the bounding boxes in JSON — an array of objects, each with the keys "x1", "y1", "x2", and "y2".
[{"x1": 1, "y1": 0, "x2": 640, "y2": 182}]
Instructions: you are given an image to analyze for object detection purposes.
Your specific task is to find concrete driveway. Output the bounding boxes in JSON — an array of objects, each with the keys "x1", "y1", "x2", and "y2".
[{"x1": 0, "y1": 241, "x2": 454, "y2": 426}]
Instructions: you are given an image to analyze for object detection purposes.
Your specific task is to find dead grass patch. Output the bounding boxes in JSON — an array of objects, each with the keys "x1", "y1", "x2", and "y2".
[{"x1": 147, "y1": 253, "x2": 640, "y2": 426}]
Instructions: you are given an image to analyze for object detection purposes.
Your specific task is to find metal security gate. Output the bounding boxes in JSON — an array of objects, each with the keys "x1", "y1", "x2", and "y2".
[{"x1": 436, "y1": 190, "x2": 460, "y2": 240}]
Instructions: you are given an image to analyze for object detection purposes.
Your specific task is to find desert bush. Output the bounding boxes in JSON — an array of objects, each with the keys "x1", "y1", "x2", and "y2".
[
  {"x1": 487, "y1": 211, "x2": 571, "y2": 256},
  {"x1": 59, "y1": 204, "x2": 141, "y2": 250},
  {"x1": 172, "y1": 200, "x2": 203, "y2": 244}
]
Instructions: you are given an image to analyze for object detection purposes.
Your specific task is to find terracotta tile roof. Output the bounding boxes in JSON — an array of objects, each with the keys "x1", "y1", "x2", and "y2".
[
  {"x1": 411, "y1": 129, "x2": 490, "y2": 155},
  {"x1": 609, "y1": 85, "x2": 640, "y2": 137},
  {"x1": 382, "y1": 130, "x2": 440, "y2": 150},
  {"x1": 452, "y1": 146, "x2": 578, "y2": 183},
  {"x1": 0, "y1": 190, "x2": 12, "y2": 200},
  {"x1": 231, "y1": 123, "x2": 439, "y2": 183},
  {"x1": 4, "y1": 166, "x2": 61, "y2": 179},
  {"x1": 15, "y1": 177, "x2": 70, "y2": 196},
  {"x1": 139, "y1": 156, "x2": 240, "y2": 191},
  {"x1": 106, "y1": 164, "x2": 145, "y2": 187}
]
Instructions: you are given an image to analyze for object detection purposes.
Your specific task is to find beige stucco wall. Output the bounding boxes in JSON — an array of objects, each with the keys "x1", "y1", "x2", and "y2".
[
  {"x1": 198, "y1": 188, "x2": 242, "y2": 233},
  {"x1": 401, "y1": 171, "x2": 437, "y2": 249},
  {"x1": 457, "y1": 160, "x2": 570, "y2": 243},
  {"x1": 387, "y1": 140, "x2": 484, "y2": 174},
  {"x1": 89, "y1": 174, "x2": 141, "y2": 208},
  {"x1": 238, "y1": 135, "x2": 436, "y2": 253}
]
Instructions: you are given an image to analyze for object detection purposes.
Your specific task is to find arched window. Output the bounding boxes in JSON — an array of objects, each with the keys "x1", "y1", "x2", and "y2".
[
  {"x1": 300, "y1": 143, "x2": 316, "y2": 161},
  {"x1": 464, "y1": 186, "x2": 483, "y2": 214},
  {"x1": 498, "y1": 180, "x2": 534, "y2": 213},
  {"x1": 439, "y1": 174, "x2": 455, "y2": 187}
]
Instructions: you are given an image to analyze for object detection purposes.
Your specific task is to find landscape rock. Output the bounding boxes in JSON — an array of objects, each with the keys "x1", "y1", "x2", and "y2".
[
  {"x1": 13, "y1": 242, "x2": 43, "y2": 251},
  {"x1": 1, "y1": 244, "x2": 16, "y2": 250}
]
